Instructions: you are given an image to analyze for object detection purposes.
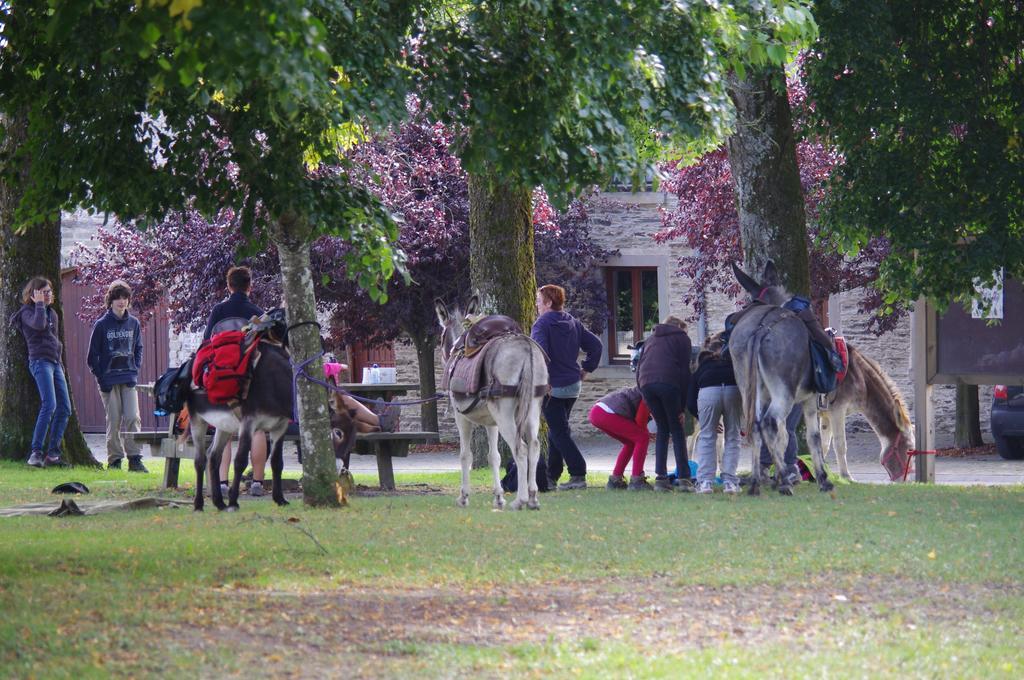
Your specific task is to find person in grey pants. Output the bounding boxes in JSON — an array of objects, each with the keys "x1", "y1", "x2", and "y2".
[
  {"x1": 686, "y1": 335, "x2": 742, "y2": 494},
  {"x1": 87, "y1": 280, "x2": 146, "y2": 472}
]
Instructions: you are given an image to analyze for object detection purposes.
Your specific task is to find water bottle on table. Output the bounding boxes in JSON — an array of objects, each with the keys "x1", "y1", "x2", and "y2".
[{"x1": 370, "y1": 363, "x2": 381, "y2": 384}]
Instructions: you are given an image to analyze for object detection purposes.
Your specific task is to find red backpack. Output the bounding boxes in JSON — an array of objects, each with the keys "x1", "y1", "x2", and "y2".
[{"x1": 192, "y1": 330, "x2": 261, "y2": 405}]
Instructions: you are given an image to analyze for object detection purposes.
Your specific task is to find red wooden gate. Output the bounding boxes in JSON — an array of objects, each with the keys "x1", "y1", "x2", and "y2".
[{"x1": 61, "y1": 271, "x2": 170, "y2": 433}]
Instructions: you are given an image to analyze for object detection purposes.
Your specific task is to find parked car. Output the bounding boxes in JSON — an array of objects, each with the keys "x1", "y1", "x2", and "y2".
[{"x1": 991, "y1": 385, "x2": 1024, "y2": 460}]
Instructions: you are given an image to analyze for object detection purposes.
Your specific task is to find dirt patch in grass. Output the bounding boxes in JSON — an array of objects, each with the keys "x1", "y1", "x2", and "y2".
[
  {"x1": 352, "y1": 483, "x2": 446, "y2": 497},
  {"x1": 409, "y1": 443, "x2": 456, "y2": 453},
  {"x1": 935, "y1": 443, "x2": 997, "y2": 457},
  {"x1": 166, "y1": 575, "x2": 1019, "y2": 673}
]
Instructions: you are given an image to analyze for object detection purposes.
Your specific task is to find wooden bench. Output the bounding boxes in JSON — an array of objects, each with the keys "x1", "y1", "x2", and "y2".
[{"x1": 136, "y1": 426, "x2": 439, "y2": 491}]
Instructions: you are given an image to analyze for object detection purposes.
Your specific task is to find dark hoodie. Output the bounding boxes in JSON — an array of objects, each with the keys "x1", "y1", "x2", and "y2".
[
  {"x1": 87, "y1": 309, "x2": 143, "y2": 391},
  {"x1": 636, "y1": 323, "x2": 692, "y2": 392},
  {"x1": 531, "y1": 310, "x2": 602, "y2": 388},
  {"x1": 11, "y1": 303, "x2": 63, "y2": 364}
]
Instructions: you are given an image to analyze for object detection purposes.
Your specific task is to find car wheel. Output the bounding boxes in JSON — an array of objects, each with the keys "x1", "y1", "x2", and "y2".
[{"x1": 994, "y1": 434, "x2": 1024, "y2": 460}]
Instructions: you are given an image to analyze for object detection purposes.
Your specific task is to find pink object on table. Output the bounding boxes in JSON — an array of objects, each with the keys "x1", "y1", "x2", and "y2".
[{"x1": 323, "y1": 362, "x2": 347, "y2": 384}]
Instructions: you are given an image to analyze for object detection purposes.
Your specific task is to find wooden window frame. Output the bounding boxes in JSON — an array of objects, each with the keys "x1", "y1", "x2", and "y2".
[{"x1": 605, "y1": 266, "x2": 658, "y2": 364}]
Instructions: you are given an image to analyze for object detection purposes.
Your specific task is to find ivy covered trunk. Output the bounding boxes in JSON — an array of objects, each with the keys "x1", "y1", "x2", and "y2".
[
  {"x1": 726, "y1": 66, "x2": 811, "y2": 297},
  {"x1": 412, "y1": 334, "x2": 439, "y2": 434},
  {"x1": 467, "y1": 170, "x2": 538, "y2": 467},
  {"x1": 273, "y1": 214, "x2": 340, "y2": 506},
  {"x1": 954, "y1": 384, "x2": 983, "y2": 448},
  {"x1": 0, "y1": 113, "x2": 94, "y2": 465}
]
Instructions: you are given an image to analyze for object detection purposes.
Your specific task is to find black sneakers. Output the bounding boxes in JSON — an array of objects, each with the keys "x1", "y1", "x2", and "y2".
[
  {"x1": 557, "y1": 475, "x2": 588, "y2": 491},
  {"x1": 606, "y1": 474, "x2": 628, "y2": 490},
  {"x1": 43, "y1": 454, "x2": 68, "y2": 468},
  {"x1": 127, "y1": 457, "x2": 149, "y2": 473}
]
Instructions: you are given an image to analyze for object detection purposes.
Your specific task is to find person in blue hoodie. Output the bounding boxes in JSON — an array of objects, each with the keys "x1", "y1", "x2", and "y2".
[
  {"x1": 531, "y1": 284, "x2": 602, "y2": 490},
  {"x1": 87, "y1": 280, "x2": 147, "y2": 472},
  {"x1": 11, "y1": 276, "x2": 72, "y2": 468}
]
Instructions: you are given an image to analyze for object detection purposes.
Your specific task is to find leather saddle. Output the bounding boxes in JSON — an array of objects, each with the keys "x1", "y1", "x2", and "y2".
[{"x1": 458, "y1": 314, "x2": 522, "y2": 358}]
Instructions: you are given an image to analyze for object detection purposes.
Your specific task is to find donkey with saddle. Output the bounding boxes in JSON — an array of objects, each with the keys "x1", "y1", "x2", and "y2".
[
  {"x1": 435, "y1": 295, "x2": 549, "y2": 510},
  {"x1": 727, "y1": 261, "x2": 844, "y2": 496},
  {"x1": 156, "y1": 310, "x2": 355, "y2": 511}
]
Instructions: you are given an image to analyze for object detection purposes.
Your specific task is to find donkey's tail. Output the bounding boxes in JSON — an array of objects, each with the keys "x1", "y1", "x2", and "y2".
[
  {"x1": 741, "y1": 330, "x2": 762, "y2": 445},
  {"x1": 513, "y1": 336, "x2": 535, "y2": 446}
]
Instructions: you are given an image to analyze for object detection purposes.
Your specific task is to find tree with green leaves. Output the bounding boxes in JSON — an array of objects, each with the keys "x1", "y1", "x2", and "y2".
[
  {"x1": 804, "y1": 0, "x2": 1024, "y2": 310},
  {"x1": 0, "y1": 0, "x2": 417, "y2": 504}
]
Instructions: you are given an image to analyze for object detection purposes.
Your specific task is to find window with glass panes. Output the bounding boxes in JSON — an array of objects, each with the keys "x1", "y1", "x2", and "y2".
[{"x1": 605, "y1": 267, "x2": 659, "y2": 362}]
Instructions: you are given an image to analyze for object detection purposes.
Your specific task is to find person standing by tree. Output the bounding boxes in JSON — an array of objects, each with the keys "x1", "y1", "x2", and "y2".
[
  {"x1": 10, "y1": 277, "x2": 71, "y2": 468},
  {"x1": 87, "y1": 280, "x2": 146, "y2": 472},
  {"x1": 204, "y1": 266, "x2": 269, "y2": 496},
  {"x1": 531, "y1": 284, "x2": 602, "y2": 490},
  {"x1": 636, "y1": 316, "x2": 695, "y2": 492}
]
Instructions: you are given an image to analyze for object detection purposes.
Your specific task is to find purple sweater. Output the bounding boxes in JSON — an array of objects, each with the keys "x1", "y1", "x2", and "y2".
[
  {"x1": 11, "y1": 303, "x2": 63, "y2": 364},
  {"x1": 531, "y1": 310, "x2": 602, "y2": 388}
]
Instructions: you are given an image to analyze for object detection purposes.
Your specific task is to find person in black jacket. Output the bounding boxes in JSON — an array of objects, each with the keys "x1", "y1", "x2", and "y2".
[
  {"x1": 203, "y1": 266, "x2": 269, "y2": 496},
  {"x1": 88, "y1": 280, "x2": 146, "y2": 472},
  {"x1": 686, "y1": 334, "x2": 742, "y2": 494},
  {"x1": 636, "y1": 316, "x2": 694, "y2": 492},
  {"x1": 10, "y1": 276, "x2": 72, "y2": 467}
]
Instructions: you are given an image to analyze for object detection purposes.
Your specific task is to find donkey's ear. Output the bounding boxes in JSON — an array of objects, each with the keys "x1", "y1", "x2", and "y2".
[
  {"x1": 762, "y1": 260, "x2": 780, "y2": 287},
  {"x1": 434, "y1": 298, "x2": 449, "y2": 325},
  {"x1": 465, "y1": 293, "x2": 480, "y2": 317},
  {"x1": 732, "y1": 262, "x2": 762, "y2": 296}
]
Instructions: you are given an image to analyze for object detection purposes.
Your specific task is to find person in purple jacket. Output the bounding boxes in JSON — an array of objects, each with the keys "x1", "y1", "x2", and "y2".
[
  {"x1": 10, "y1": 276, "x2": 71, "y2": 468},
  {"x1": 531, "y1": 284, "x2": 602, "y2": 490},
  {"x1": 636, "y1": 316, "x2": 694, "y2": 492}
]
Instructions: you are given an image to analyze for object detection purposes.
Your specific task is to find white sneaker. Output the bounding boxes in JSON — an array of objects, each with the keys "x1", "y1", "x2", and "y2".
[
  {"x1": 723, "y1": 480, "x2": 741, "y2": 495},
  {"x1": 695, "y1": 479, "x2": 714, "y2": 494},
  {"x1": 249, "y1": 481, "x2": 265, "y2": 497}
]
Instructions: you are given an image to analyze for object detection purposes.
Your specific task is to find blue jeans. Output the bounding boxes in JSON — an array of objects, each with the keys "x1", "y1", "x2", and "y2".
[
  {"x1": 29, "y1": 360, "x2": 72, "y2": 455},
  {"x1": 759, "y1": 404, "x2": 802, "y2": 468},
  {"x1": 640, "y1": 382, "x2": 689, "y2": 478},
  {"x1": 542, "y1": 395, "x2": 586, "y2": 479}
]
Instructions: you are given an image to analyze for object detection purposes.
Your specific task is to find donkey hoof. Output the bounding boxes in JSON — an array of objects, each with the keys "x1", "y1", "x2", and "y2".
[
  {"x1": 275, "y1": 498, "x2": 290, "y2": 507},
  {"x1": 747, "y1": 483, "x2": 761, "y2": 497},
  {"x1": 819, "y1": 480, "x2": 835, "y2": 493},
  {"x1": 493, "y1": 496, "x2": 506, "y2": 510},
  {"x1": 778, "y1": 486, "x2": 794, "y2": 497},
  {"x1": 527, "y1": 499, "x2": 540, "y2": 510},
  {"x1": 456, "y1": 495, "x2": 469, "y2": 508},
  {"x1": 193, "y1": 506, "x2": 204, "y2": 513},
  {"x1": 226, "y1": 504, "x2": 239, "y2": 512},
  {"x1": 508, "y1": 498, "x2": 524, "y2": 511}
]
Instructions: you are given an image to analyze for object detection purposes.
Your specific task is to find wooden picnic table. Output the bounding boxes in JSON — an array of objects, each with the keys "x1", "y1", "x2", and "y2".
[{"x1": 138, "y1": 382, "x2": 440, "y2": 491}]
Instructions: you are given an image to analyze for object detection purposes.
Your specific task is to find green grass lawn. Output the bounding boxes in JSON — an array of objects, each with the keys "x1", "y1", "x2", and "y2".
[{"x1": 1, "y1": 460, "x2": 1022, "y2": 679}]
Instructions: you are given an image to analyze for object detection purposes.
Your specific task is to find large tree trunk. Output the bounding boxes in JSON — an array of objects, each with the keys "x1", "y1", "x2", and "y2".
[
  {"x1": 411, "y1": 333, "x2": 439, "y2": 433},
  {"x1": 273, "y1": 213, "x2": 340, "y2": 506},
  {"x1": 954, "y1": 384, "x2": 983, "y2": 448},
  {"x1": 0, "y1": 112, "x2": 95, "y2": 464},
  {"x1": 726, "y1": 66, "x2": 811, "y2": 297},
  {"x1": 467, "y1": 170, "x2": 537, "y2": 467}
]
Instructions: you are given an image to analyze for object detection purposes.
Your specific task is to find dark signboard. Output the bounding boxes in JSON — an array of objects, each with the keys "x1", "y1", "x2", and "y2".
[{"x1": 933, "y1": 277, "x2": 1024, "y2": 384}]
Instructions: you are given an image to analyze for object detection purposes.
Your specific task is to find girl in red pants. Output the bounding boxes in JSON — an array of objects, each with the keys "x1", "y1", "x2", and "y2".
[{"x1": 589, "y1": 387, "x2": 653, "y2": 491}]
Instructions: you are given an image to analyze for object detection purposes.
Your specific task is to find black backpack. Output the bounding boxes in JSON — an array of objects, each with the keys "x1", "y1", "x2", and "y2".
[{"x1": 153, "y1": 361, "x2": 192, "y2": 417}]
